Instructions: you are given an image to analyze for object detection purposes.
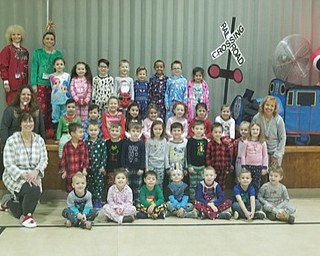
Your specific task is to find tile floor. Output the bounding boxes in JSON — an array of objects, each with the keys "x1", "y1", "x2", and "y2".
[{"x1": 0, "y1": 189, "x2": 319, "y2": 256}]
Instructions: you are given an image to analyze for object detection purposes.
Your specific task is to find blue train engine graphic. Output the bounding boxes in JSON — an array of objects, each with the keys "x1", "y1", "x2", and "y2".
[{"x1": 269, "y1": 78, "x2": 320, "y2": 145}]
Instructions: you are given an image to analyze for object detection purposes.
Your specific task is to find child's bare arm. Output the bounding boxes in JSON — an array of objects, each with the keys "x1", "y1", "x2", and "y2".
[
  {"x1": 249, "y1": 195, "x2": 256, "y2": 217},
  {"x1": 235, "y1": 195, "x2": 251, "y2": 219}
]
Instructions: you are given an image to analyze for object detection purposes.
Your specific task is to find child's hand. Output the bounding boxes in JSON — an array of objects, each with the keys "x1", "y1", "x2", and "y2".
[
  {"x1": 137, "y1": 169, "x2": 144, "y2": 176},
  {"x1": 147, "y1": 204, "x2": 155, "y2": 214},
  {"x1": 262, "y1": 168, "x2": 268, "y2": 175},
  {"x1": 176, "y1": 208, "x2": 185, "y2": 217},
  {"x1": 188, "y1": 167, "x2": 195, "y2": 174},
  {"x1": 82, "y1": 169, "x2": 87, "y2": 176},
  {"x1": 208, "y1": 202, "x2": 218, "y2": 212},
  {"x1": 245, "y1": 210, "x2": 253, "y2": 220},
  {"x1": 115, "y1": 208, "x2": 123, "y2": 214},
  {"x1": 270, "y1": 156, "x2": 278, "y2": 167},
  {"x1": 77, "y1": 213, "x2": 85, "y2": 220},
  {"x1": 61, "y1": 171, "x2": 66, "y2": 179}
]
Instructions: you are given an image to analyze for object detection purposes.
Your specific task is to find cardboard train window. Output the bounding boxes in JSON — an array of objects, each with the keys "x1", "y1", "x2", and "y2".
[
  {"x1": 287, "y1": 91, "x2": 293, "y2": 106},
  {"x1": 296, "y1": 91, "x2": 316, "y2": 106}
]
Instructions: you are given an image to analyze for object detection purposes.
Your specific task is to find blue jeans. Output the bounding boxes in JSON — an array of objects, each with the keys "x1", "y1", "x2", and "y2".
[{"x1": 232, "y1": 200, "x2": 262, "y2": 218}]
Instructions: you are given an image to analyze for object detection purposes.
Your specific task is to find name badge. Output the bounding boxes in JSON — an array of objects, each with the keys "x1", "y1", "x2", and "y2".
[{"x1": 42, "y1": 73, "x2": 49, "y2": 79}]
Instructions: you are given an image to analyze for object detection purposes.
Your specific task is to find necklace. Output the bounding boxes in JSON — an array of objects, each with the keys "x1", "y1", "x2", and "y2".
[{"x1": 262, "y1": 116, "x2": 272, "y2": 139}]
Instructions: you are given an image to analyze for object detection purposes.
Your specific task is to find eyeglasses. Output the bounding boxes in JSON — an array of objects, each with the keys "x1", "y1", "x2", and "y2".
[{"x1": 99, "y1": 66, "x2": 108, "y2": 69}]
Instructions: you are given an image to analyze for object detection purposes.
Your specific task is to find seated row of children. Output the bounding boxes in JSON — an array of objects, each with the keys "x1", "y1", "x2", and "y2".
[{"x1": 62, "y1": 164, "x2": 295, "y2": 229}]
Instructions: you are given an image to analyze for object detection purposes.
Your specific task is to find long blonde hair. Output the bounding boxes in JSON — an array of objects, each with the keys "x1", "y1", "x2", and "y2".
[{"x1": 247, "y1": 122, "x2": 265, "y2": 143}]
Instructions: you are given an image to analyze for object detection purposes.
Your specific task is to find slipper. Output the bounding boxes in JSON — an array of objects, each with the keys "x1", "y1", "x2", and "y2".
[{"x1": 20, "y1": 213, "x2": 37, "y2": 228}]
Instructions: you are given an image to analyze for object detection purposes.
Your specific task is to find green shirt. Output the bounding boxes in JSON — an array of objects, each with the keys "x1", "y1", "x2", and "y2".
[
  {"x1": 31, "y1": 48, "x2": 63, "y2": 86},
  {"x1": 56, "y1": 115, "x2": 81, "y2": 140},
  {"x1": 139, "y1": 184, "x2": 164, "y2": 207}
]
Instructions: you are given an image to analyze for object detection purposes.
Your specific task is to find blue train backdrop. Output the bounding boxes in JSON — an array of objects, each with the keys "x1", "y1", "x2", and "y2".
[
  {"x1": 229, "y1": 34, "x2": 320, "y2": 146},
  {"x1": 230, "y1": 79, "x2": 320, "y2": 145}
]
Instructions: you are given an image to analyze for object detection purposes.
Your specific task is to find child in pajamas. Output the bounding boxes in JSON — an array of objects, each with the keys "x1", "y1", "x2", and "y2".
[
  {"x1": 164, "y1": 60, "x2": 187, "y2": 122},
  {"x1": 148, "y1": 59, "x2": 167, "y2": 121},
  {"x1": 136, "y1": 171, "x2": 166, "y2": 219},
  {"x1": 60, "y1": 123, "x2": 89, "y2": 193},
  {"x1": 121, "y1": 122, "x2": 145, "y2": 200},
  {"x1": 205, "y1": 122, "x2": 233, "y2": 191},
  {"x1": 103, "y1": 168, "x2": 136, "y2": 224},
  {"x1": 92, "y1": 58, "x2": 114, "y2": 113},
  {"x1": 258, "y1": 166, "x2": 295, "y2": 224},
  {"x1": 166, "y1": 163, "x2": 198, "y2": 218},
  {"x1": 195, "y1": 166, "x2": 232, "y2": 220},
  {"x1": 70, "y1": 61, "x2": 93, "y2": 122},
  {"x1": 85, "y1": 120, "x2": 107, "y2": 209},
  {"x1": 62, "y1": 172, "x2": 98, "y2": 229}
]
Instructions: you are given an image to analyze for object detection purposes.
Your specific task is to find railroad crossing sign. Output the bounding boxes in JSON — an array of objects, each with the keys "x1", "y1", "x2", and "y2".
[
  {"x1": 211, "y1": 20, "x2": 245, "y2": 66},
  {"x1": 208, "y1": 17, "x2": 245, "y2": 104}
]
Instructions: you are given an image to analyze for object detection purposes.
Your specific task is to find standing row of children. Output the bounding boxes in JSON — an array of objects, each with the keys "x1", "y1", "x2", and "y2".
[{"x1": 49, "y1": 58, "x2": 210, "y2": 131}]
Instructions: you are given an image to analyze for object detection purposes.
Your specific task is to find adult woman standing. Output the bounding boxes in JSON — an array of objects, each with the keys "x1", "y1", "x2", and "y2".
[
  {"x1": 0, "y1": 24, "x2": 29, "y2": 105},
  {"x1": 0, "y1": 112, "x2": 48, "y2": 228},
  {"x1": 252, "y1": 96, "x2": 286, "y2": 166},
  {"x1": 31, "y1": 28, "x2": 63, "y2": 133},
  {"x1": 0, "y1": 84, "x2": 45, "y2": 178}
]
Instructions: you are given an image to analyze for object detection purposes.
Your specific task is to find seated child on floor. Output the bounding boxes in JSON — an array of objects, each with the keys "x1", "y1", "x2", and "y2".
[
  {"x1": 195, "y1": 166, "x2": 232, "y2": 220},
  {"x1": 258, "y1": 165, "x2": 295, "y2": 224},
  {"x1": 103, "y1": 168, "x2": 136, "y2": 224},
  {"x1": 136, "y1": 171, "x2": 166, "y2": 219},
  {"x1": 166, "y1": 163, "x2": 198, "y2": 218},
  {"x1": 232, "y1": 168, "x2": 266, "y2": 220},
  {"x1": 62, "y1": 172, "x2": 98, "y2": 229}
]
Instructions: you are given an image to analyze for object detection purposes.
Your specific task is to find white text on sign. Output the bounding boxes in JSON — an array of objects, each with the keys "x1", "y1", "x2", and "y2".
[{"x1": 211, "y1": 22, "x2": 245, "y2": 66}]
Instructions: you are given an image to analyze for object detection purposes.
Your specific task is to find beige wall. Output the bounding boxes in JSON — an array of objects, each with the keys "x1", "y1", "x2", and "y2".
[{"x1": 1, "y1": 0, "x2": 320, "y2": 122}]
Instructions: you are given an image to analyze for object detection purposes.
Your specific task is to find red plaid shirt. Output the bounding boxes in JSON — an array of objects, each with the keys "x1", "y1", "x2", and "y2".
[
  {"x1": 205, "y1": 137, "x2": 232, "y2": 171},
  {"x1": 60, "y1": 140, "x2": 89, "y2": 178}
]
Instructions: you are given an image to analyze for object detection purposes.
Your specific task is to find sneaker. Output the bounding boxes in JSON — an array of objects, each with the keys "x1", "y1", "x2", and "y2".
[
  {"x1": 85, "y1": 221, "x2": 92, "y2": 230},
  {"x1": 233, "y1": 211, "x2": 239, "y2": 220},
  {"x1": 217, "y1": 212, "x2": 232, "y2": 220},
  {"x1": 200, "y1": 212, "x2": 207, "y2": 220},
  {"x1": 185, "y1": 209, "x2": 199, "y2": 218},
  {"x1": 276, "y1": 210, "x2": 294, "y2": 224},
  {"x1": 65, "y1": 220, "x2": 72, "y2": 228},
  {"x1": 80, "y1": 220, "x2": 92, "y2": 230},
  {"x1": 288, "y1": 215, "x2": 295, "y2": 224},
  {"x1": 254, "y1": 211, "x2": 266, "y2": 220},
  {"x1": 123, "y1": 215, "x2": 134, "y2": 223},
  {"x1": 20, "y1": 213, "x2": 37, "y2": 228},
  {"x1": 158, "y1": 212, "x2": 165, "y2": 219},
  {"x1": 135, "y1": 212, "x2": 148, "y2": 219}
]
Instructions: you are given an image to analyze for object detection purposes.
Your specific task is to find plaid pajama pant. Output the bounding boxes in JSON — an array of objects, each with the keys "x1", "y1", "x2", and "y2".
[{"x1": 127, "y1": 168, "x2": 143, "y2": 201}]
